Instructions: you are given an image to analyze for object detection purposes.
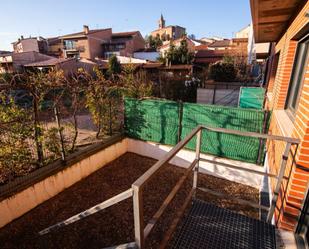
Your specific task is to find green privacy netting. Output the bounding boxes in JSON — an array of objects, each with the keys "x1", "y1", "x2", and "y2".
[
  {"x1": 181, "y1": 103, "x2": 266, "y2": 163},
  {"x1": 124, "y1": 98, "x2": 180, "y2": 145},
  {"x1": 124, "y1": 98, "x2": 270, "y2": 164},
  {"x1": 239, "y1": 87, "x2": 265, "y2": 109}
]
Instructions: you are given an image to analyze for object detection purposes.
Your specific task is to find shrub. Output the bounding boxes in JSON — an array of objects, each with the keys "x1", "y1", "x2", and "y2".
[{"x1": 209, "y1": 62, "x2": 237, "y2": 82}]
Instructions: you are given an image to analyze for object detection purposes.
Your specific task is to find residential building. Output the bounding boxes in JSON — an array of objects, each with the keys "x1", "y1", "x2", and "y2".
[
  {"x1": 247, "y1": 22, "x2": 270, "y2": 64},
  {"x1": 251, "y1": 0, "x2": 309, "y2": 235},
  {"x1": 60, "y1": 25, "x2": 145, "y2": 60},
  {"x1": 0, "y1": 50, "x2": 11, "y2": 55},
  {"x1": 12, "y1": 36, "x2": 48, "y2": 54},
  {"x1": 194, "y1": 50, "x2": 225, "y2": 67},
  {"x1": 158, "y1": 37, "x2": 195, "y2": 57},
  {"x1": 11, "y1": 36, "x2": 63, "y2": 58},
  {"x1": 24, "y1": 57, "x2": 96, "y2": 77},
  {"x1": 0, "y1": 51, "x2": 53, "y2": 73},
  {"x1": 200, "y1": 36, "x2": 224, "y2": 43},
  {"x1": 235, "y1": 25, "x2": 250, "y2": 38},
  {"x1": 150, "y1": 14, "x2": 186, "y2": 41},
  {"x1": 102, "y1": 31, "x2": 145, "y2": 58},
  {"x1": 46, "y1": 37, "x2": 63, "y2": 57},
  {"x1": 207, "y1": 39, "x2": 232, "y2": 50},
  {"x1": 61, "y1": 25, "x2": 112, "y2": 60},
  {"x1": 0, "y1": 52, "x2": 13, "y2": 73}
]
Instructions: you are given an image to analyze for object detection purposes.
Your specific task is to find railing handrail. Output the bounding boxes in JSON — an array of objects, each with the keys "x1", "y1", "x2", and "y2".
[
  {"x1": 132, "y1": 125, "x2": 300, "y2": 248},
  {"x1": 132, "y1": 126, "x2": 201, "y2": 188},
  {"x1": 39, "y1": 188, "x2": 133, "y2": 235},
  {"x1": 203, "y1": 126, "x2": 300, "y2": 144},
  {"x1": 38, "y1": 125, "x2": 301, "y2": 249},
  {"x1": 132, "y1": 125, "x2": 300, "y2": 189}
]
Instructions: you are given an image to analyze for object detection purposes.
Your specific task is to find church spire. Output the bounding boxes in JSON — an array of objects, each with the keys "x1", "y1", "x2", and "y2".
[{"x1": 158, "y1": 14, "x2": 165, "y2": 29}]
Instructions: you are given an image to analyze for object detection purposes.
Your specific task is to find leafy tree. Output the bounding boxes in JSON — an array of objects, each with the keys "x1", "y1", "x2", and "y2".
[
  {"x1": 209, "y1": 62, "x2": 237, "y2": 82},
  {"x1": 146, "y1": 35, "x2": 163, "y2": 49},
  {"x1": 107, "y1": 54, "x2": 121, "y2": 78},
  {"x1": 67, "y1": 68, "x2": 88, "y2": 150},
  {"x1": 120, "y1": 64, "x2": 153, "y2": 98},
  {"x1": 0, "y1": 93, "x2": 33, "y2": 183},
  {"x1": 85, "y1": 67, "x2": 123, "y2": 137},
  {"x1": 160, "y1": 39, "x2": 194, "y2": 65}
]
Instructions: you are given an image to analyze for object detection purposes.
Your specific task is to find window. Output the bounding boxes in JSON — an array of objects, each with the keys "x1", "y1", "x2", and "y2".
[
  {"x1": 64, "y1": 40, "x2": 77, "y2": 50},
  {"x1": 285, "y1": 35, "x2": 309, "y2": 116}
]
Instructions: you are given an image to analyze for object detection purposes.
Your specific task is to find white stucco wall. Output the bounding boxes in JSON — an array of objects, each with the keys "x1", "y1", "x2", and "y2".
[
  {"x1": 126, "y1": 138, "x2": 263, "y2": 189},
  {"x1": 133, "y1": 52, "x2": 160, "y2": 61}
]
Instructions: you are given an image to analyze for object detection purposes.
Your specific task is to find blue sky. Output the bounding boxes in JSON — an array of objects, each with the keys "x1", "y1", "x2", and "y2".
[{"x1": 1, "y1": 0, "x2": 251, "y2": 51}]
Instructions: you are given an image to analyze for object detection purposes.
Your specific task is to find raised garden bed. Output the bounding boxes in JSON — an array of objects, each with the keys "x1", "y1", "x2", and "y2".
[{"x1": 0, "y1": 152, "x2": 259, "y2": 249}]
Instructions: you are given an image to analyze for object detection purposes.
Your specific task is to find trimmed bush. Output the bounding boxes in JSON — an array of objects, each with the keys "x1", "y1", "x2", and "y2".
[{"x1": 209, "y1": 62, "x2": 237, "y2": 82}]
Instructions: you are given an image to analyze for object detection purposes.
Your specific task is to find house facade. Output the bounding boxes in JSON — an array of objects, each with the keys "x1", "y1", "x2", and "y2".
[
  {"x1": 251, "y1": 0, "x2": 309, "y2": 233},
  {"x1": 158, "y1": 37, "x2": 195, "y2": 57},
  {"x1": 102, "y1": 31, "x2": 145, "y2": 58},
  {"x1": 12, "y1": 36, "x2": 48, "y2": 54},
  {"x1": 61, "y1": 26, "x2": 112, "y2": 60},
  {"x1": 60, "y1": 26, "x2": 145, "y2": 60},
  {"x1": 0, "y1": 51, "x2": 54, "y2": 73}
]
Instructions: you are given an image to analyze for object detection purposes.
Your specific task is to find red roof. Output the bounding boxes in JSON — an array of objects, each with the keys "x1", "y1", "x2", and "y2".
[
  {"x1": 24, "y1": 58, "x2": 75, "y2": 67},
  {"x1": 159, "y1": 37, "x2": 194, "y2": 49},
  {"x1": 112, "y1": 31, "x2": 139, "y2": 38},
  {"x1": 194, "y1": 50, "x2": 225, "y2": 64},
  {"x1": 195, "y1": 50, "x2": 226, "y2": 58},
  {"x1": 61, "y1": 28, "x2": 111, "y2": 39},
  {"x1": 195, "y1": 44, "x2": 209, "y2": 51},
  {"x1": 208, "y1": 39, "x2": 231, "y2": 48}
]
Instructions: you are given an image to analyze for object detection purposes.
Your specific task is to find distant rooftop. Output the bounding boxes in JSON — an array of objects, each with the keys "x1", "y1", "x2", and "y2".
[
  {"x1": 60, "y1": 26, "x2": 111, "y2": 39},
  {"x1": 208, "y1": 39, "x2": 231, "y2": 48},
  {"x1": 112, "y1": 31, "x2": 140, "y2": 38},
  {"x1": 24, "y1": 57, "x2": 74, "y2": 67}
]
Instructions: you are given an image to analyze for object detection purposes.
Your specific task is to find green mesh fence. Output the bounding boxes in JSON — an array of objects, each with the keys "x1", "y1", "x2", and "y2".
[
  {"x1": 181, "y1": 103, "x2": 267, "y2": 163},
  {"x1": 239, "y1": 87, "x2": 265, "y2": 109},
  {"x1": 125, "y1": 98, "x2": 269, "y2": 164},
  {"x1": 124, "y1": 98, "x2": 180, "y2": 145}
]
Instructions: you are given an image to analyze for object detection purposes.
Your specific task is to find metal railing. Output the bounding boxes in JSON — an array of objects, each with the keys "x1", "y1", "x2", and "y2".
[{"x1": 39, "y1": 125, "x2": 300, "y2": 249}]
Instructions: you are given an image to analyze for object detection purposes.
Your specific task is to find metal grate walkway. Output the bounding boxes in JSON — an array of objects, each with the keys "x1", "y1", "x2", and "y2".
[{"x1": 169, "y1": 199, "x2": 276, "y2": 249}]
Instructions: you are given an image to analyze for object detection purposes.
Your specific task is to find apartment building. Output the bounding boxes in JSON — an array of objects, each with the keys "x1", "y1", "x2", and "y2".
[
  {"x1": 102, "y1": 31, "x2": 145, "y2": 58},
  {"x1": 61, "y1": 25, "x2": 112, "y2": 60},
  {"x1": 12, "y1": 36, "x2": 48, "y2": 54},
  {"x1": 158, "y1": 37, "x2": 195, "y2": 57},
  {"x1": 61, "y1": 25, "x2": 145, "y2": 60},
  {"x1": 251, "y1": 0, "x2": 309, "y2": 234},
  {"x1": 0, "y1": 51, "x2": 55, "y2": 73}
]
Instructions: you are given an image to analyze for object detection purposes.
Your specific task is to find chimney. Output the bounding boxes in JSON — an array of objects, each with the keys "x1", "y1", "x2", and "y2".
[{"x1": 83, "y1": 25, "x2": 89, "y2": 34}]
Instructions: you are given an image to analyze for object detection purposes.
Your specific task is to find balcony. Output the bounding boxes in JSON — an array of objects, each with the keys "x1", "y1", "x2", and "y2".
[{"x1": 0, "y1": 98, "x2": 305, "y2": 249}]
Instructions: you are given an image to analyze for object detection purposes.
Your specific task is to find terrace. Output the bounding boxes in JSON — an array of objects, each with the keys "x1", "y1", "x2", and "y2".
[{"x1": 0, "y1": 98, "x2": 303, "y2": 249}]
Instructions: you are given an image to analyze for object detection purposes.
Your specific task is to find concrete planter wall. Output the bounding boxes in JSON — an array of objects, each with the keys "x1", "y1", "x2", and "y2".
[{"x1": 0, "y1": 137, "x2": 127, "y2": 228}]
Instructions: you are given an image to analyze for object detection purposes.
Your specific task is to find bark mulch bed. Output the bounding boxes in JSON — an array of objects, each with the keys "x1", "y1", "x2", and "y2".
[{"x1": 0, "y1": 152, "x2": 259, "y2": 249}]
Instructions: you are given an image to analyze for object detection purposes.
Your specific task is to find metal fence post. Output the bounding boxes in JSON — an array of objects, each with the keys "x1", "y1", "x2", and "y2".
[
  {"x1": 177, "y1": 101, "x2": 183, "y2": 143},
  {"x1": 193, "y1": 129, "x2": 202, "y2": 197},
  {"x1": 133, "y1": 185, "x2": 144, "y2": 249},
  {"x1": 257, "y1": 110, "x2": 269, "y2": 164},
  {"x1": 267, "y1": 142, "x2": 291, "y2": 223}
]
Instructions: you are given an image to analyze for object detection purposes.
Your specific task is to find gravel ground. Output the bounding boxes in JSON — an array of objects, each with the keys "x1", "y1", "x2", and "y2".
[{"x1": 0, "y1": 153, "x2": 259, "y2": 249}]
